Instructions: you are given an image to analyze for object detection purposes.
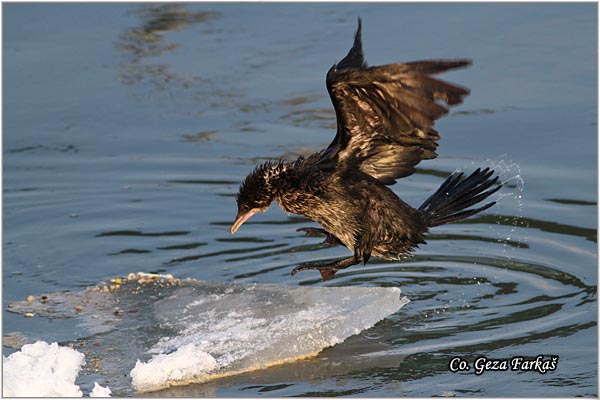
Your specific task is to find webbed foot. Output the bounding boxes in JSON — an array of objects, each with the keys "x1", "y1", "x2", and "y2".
[
  {"x1": 291, "y1": 263, "x2": 340, "y2": 281},
  {"x1": 290, "y1": 256, "x2": 360, "y2": 281}
]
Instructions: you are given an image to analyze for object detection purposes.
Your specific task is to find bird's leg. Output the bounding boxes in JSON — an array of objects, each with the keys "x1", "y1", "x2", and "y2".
[
  {"x1": 291, "y1": 256, "x2": 360, "y2": 281},
  {"x1": 296, "y1": 227, "x2": 343, "y2": 246}
]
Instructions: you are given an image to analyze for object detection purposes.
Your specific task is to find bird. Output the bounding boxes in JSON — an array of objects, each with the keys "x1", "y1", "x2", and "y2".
[{"x1": 230, "y1": 18, "x2": 502, "y2": 281}]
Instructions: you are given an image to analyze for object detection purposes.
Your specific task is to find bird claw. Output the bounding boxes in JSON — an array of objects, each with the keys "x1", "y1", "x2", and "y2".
[{"x1": 291, "y1": 263, "x2": 339, "y2": 281}]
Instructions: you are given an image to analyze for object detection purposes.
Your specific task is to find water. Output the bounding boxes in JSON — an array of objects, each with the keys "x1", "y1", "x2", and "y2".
[{"x1": 3, "y1": 3, "x2": 597, "y2": 397}]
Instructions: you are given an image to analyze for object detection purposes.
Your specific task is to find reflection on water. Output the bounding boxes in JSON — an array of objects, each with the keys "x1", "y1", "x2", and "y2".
[
  {"x1": 117, "y1": 4, "x2": 218, "y2": 92},
  {"x1": 3, "y1": 2, "x2": 597, "y2": 397},
  {"x1": 180, "y1": 130, "x2": 217, "y2": 142},
  {"x1": 546, "y1": 198, "x2": 597, "y2": 206},
  {"x1": 450, "y1": 106, "x2": 519, "y2": 117},
  {"x1": 280, "y1": 107, "x2": 336, "y2": 129},
  {"x1": 157, "y1": 241, "x2": 208, "y2": 250},
  {"x1": 466, "y1": 215, "x2": 597, "y2": 242},
  {"x1": 96, "y1": 230, "x2": 190, "y2": 237}
]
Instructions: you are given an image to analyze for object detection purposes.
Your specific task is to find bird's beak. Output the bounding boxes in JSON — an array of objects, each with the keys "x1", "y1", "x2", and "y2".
[{"x1": 230, "y1": 209, "x2": 259, "y2": 234}]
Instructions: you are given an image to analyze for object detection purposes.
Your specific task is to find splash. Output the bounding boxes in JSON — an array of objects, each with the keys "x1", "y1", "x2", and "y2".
[
  {"x1": 485, "y1": 156, "x2": 528, "y2": 253},
  {"x1": 466, "y1": 156, "x2": 528, "y2": 279}
]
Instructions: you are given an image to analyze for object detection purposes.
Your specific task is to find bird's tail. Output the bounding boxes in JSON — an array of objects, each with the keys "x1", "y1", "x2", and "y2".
[{"x1": 419, "y1": 168, "x2": 501, "y2": 227}]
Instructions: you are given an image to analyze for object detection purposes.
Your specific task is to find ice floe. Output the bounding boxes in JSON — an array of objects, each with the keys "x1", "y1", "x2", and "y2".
[
  {"x1": 2, "y1": 341, "x2": 111, "y2": 397},
  {"x1": 7, "y1": 273, "x2": 408, "y2": 393}
]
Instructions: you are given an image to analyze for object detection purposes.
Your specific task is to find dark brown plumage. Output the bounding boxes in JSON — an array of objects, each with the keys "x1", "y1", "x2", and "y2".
[{"x1": 231, "y1": 18, "x2": 502, "y2": 281}]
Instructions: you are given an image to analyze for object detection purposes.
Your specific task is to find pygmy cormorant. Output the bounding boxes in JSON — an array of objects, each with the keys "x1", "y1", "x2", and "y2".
[{"x1": 231, "y1": 19, "x2": 501, "y2": 281}]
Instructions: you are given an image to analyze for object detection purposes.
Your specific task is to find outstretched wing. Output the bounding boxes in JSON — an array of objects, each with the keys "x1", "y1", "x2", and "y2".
[{"x1": 322, "y1": 18, "x2": 471, "y2": 185}]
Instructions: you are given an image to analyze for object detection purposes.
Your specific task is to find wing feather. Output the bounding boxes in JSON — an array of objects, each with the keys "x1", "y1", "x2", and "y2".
[{"x1": 321, "y1": 19, "x2": 471, "y2": 184}]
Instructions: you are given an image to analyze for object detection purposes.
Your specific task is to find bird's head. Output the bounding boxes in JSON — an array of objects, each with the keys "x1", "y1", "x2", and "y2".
[{"x1": 231, "y1": 161, "x2": 285, "y2": 234}]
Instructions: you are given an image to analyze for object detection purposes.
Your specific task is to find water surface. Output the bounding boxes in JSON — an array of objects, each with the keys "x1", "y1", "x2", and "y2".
[{"x1": 3, "y1": 3, "x2": 597, "y2": 397}]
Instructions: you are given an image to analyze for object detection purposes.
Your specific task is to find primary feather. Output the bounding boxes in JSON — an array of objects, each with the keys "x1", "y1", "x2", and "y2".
[{"x1": 321, "y1": 17, "x2": 471, "y2": 184}]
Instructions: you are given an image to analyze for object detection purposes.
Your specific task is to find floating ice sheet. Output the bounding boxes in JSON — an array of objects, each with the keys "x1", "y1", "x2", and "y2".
[
  {"x1": 2, "y1": 341, "x2": 106, "y2": 397},
  {"x1": 130, "y1": 278, "x2": 408, "y2": 391},
  {"x1": 8, "y1": 273, "x2": 408, "y2": 393},
  {"x1": 89, "y1": 382, "x2": 112, "y2": 397},
  {"x1": 3, "y1": 341, "x2": 84, "y2": 397},
  {"x1": 2, "y1": 341, "x2": 112, "y2": 397}
]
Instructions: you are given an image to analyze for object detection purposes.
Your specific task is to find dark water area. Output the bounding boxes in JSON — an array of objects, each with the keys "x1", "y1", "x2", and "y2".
[{"x1": 3, "y1": 3, "x2": 597, "y2": 397}]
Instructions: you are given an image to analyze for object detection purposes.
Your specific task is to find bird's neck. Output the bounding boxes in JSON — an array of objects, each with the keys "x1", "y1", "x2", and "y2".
[
  {"x1": 260, "y1": 161, "x2": 294, "y2": 197},
  {"x1": 261, "y1": 160, "x2": 310, "y2": 215},
  {"x1": 265, "y1": 160, "x2": 322, "y2": 217}
]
